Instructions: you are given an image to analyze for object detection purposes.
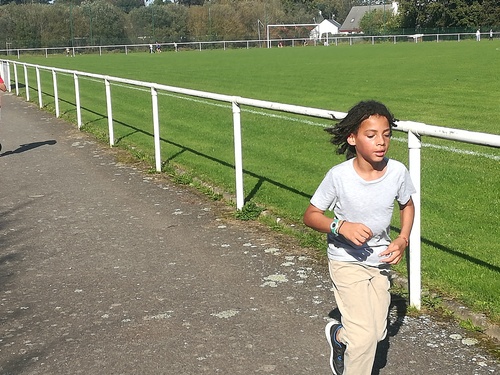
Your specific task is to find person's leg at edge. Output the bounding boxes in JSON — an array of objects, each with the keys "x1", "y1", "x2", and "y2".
[{"x1": 328, "y1": 260, "x2": 391, "y2": 375}]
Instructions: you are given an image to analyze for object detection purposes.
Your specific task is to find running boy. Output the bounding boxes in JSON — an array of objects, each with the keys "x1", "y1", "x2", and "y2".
[{"x1": 303, "y1": 100, "x2": 415, "y2": 374}]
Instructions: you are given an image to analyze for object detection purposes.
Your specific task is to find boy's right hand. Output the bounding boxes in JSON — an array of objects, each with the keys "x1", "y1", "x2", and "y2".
[{"x1": 338, "y1": 222, "x2": 372, "y2": 246}]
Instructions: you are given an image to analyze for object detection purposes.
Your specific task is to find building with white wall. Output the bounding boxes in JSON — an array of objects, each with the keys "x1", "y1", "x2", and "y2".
[{"x1": 310, "y1": 19, "x2": 342, "y2": 40}]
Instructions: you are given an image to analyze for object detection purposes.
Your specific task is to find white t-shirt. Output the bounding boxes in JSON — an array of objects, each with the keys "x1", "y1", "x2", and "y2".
[{"x1": 310, "y1": 158, "x2": 416, "y2": 266}]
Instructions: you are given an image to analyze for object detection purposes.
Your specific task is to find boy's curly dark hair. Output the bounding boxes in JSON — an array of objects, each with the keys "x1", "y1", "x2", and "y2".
[{"x1": 326, "y1": 100, "x2": 396, "y2": 160}]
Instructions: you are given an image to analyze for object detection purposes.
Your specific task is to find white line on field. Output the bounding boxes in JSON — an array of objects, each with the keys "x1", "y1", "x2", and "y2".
[{"x1": 392, "y1": 137, "x2": 500, "y2": 161}]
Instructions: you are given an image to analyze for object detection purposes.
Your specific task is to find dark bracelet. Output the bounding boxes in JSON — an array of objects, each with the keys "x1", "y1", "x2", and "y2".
[{"x1": 337, "y1": 220, "x2": 345, "y2": 234}]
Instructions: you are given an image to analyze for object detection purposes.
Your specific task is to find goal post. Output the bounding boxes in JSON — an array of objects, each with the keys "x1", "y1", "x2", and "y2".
[{"x1": 266, "y1": 23, "x2": 319, "y2": 48}]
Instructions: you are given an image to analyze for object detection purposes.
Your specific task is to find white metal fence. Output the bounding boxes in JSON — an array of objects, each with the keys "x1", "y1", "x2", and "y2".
[
  {"x1": 0, "y1": 31, "x2": 497, "y2": 58},
  {"x1": 1, "y1": 59, "x2": 499, "y2": 310}
]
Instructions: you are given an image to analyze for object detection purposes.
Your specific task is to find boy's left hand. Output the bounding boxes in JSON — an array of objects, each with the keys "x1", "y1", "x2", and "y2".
[{"x1": 379, "y1": 237, "x2": 407, "y2": 264}]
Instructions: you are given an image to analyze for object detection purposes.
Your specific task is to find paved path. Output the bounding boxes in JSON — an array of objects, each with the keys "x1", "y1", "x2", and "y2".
[{"x1": 0, "y1": 94, "x2": 498, "y2": 374}]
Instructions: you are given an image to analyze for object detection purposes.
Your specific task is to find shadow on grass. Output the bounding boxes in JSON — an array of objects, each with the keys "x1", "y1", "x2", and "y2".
[
  {"x1": 35, "y1": 92, "x2": 500, "y2": 275},
  {"x1": 391, "y1": 226, "x2": 499, "y2": 273},
  {"x1": 421, "y1": 236, "x2": 499, "y2": 273},
  {"x1": 38, "y1": 90, "x2": 312, "y2": 199},
  {"x1": 161, "y1": 136, "x2": 313, "y2": 201}
]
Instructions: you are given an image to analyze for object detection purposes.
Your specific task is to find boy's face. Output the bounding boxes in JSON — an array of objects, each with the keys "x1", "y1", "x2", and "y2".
[{"x1": 347, "y1": 115, "x2": 391, "y2": 165}]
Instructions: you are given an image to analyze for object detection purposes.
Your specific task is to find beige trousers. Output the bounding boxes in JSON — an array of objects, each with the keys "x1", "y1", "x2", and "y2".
[{"x1": 328, "y1": 260, "x2": 391, "y2": 375}]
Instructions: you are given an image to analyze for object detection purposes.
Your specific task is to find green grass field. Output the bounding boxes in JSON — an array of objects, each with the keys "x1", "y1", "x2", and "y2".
[{"x1": 6, "y1": 40, "x2": 500, "y2": 325}]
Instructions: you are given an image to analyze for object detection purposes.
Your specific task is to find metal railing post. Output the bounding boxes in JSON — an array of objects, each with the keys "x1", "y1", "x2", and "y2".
[
  {"x1": 105, "y1": 78, "x2": 114, "y2": 146},
  {"x1": 23, "y1": 64, "x2": 29, "y2": 101},
  {"x1": 408, "y1": 130, "x2": 422, "y2": 309},
  {"x1": 74, "y1": 73, "x2": 82, "y2": 129},
  {"x1": 151, "y1": 87, "x2": 162, "y2": 172},
  {"x1": 232, "y1": 98, "x2": 244, "y2": 210},
  {"x1": 6, "y1": 61, "x2": 11, "y2": 92},
  {"x1": 36, "y1": 66, "x2": 42, "y2": 108},
  {"x1": 14, "y1": 63, "x2": 19, "y2": 96},
  {"x1": 52, "y1": 70, "x2": 60, "y2": 118}
]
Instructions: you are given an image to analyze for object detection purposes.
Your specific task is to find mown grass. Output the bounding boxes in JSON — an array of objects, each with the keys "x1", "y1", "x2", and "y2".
[{"x1": 7, "y1": 39, "x2": 500, "y2": 324}]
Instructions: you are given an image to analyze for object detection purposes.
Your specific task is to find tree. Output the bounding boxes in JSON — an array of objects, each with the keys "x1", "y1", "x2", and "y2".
[
  {"x1": 481, "y1": 0, "x2": 500, "y2": 28},
  {"x1": 81, "y1": 0, "x2": 128, "y2": 45},
  {"x1": 186, "y1": 5, "x2": 206, "y2": 41},
  {"x1": 398, "y1": 0, "x2": 499, "y2": 30},
  {"x1": 0, "y1": 4, "x2": 45, "y2": 47},
  {"x1": 53, "y1": 0, "x2": 85, "y2": 5},
  {"x1": 110, "y1": 0, "x2": 145, "y2": 13},
  {"x1": 359, "y1": 8, "x2": 398, "y2": 34},
  {"x1": 186, "y1": 0, "x2": 286, "y2": 42},
  {"x1": 0, "y1": 5, "x2": 19, "y2": 47},
  {"x1": 128, "y1": 6, "x2": 155, "y2": 41},
  {"x1": 2, "y1": 0, "x2": 498, "y2": 50},
  {"x1": 0, "y1": 0, "x2": 50, "y2": 4},
  {"x1": 39, "y1": 4, "x2": 73, "y2": 46},
  {"x1": 129, "y1": 2, "x2": 189, "y2": 43},
  {"x1": 175, "y1": 0, "x2": 204, "y2": 6}
]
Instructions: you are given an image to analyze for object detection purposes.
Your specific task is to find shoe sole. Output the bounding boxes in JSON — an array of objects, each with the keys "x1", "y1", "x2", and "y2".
[{"x1": 325, "y1": 320, "x2": 340, "y2": 375}]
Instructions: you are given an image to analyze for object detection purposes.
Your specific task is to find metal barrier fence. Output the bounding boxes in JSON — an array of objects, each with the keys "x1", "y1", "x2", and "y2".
[
  {"x1": 1, "y1": 59, "x2": 499, "y2": 310},
  {"x1": 0, "y1": 31, "x2": 497, "y2": 58}
]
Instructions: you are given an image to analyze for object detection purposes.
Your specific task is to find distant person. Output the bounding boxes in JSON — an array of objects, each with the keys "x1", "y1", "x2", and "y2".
[
  {"x1": 156, "y1": 42, "x2": 161, "y2": 53},
  {"x1": 174, "y1": 42, "x2": 178, "y2": 52},
  {"x1": 303, "y1": 100, "x2": 415, "y2": 375},
  {"x1": 149, "y1": 44, "x2": 154, "y2": 53},
  {"x1": 476, "y1": 29, "x2": 481, "y2": 41},
  {"x1": 489, "y1": 29, "x2": 493, "y2": 40},
  {"x1": 66, "y1": 47, "x2": 70, "y2": 57}
]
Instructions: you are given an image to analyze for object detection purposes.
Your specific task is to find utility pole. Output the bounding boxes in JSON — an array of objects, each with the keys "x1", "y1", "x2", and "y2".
[
  {"x1": 152, "y1": 5, "x2": 155, "y2": 41},
  {"x1": 70, "y1": 1, "x2": 74, "y2": 47}
]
